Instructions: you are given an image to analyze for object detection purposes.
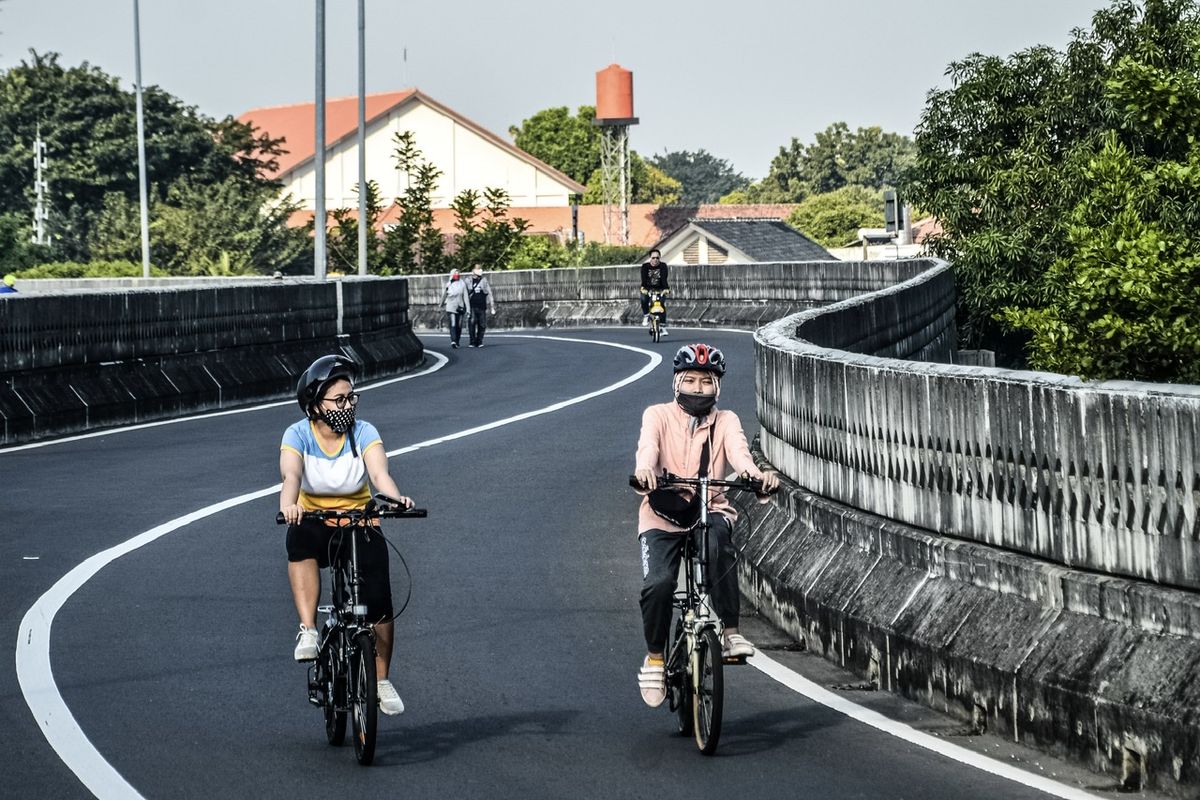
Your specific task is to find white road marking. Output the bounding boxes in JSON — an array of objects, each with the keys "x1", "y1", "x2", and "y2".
[
  {"x1": 0, "y1": 352, "x2": 449, "y2": 455},
  {"x1": 15, "y1": 335, "x2": 658, "y2": 800},
  {"x1": 15, "y1": 329, "x2": 1098, "y2": 799},
  {"x1": 749, "y1": 652, "x2": 1103, "y2": 799}
]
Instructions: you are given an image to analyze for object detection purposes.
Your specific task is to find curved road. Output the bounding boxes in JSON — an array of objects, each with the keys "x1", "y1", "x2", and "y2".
[{"x1": 2, "y1": 328, "x2": 1106, "y2": 799}]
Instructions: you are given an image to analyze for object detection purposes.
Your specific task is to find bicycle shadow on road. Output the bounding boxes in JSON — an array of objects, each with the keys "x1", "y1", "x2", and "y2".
[
  {"x1": 373, "y1": 709, "x2": 579, "y2": 766},
  {"x1": 704, "y1": 705, "x2": 840, "y2": 758}
]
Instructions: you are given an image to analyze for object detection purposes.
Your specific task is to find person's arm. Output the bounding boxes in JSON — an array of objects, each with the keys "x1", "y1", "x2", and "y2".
[
  {"x1": 363, "y1": 442, "x2": 413, "y2": 508},
  {"x1": 661, "y1": 264, "x2": 669, "y2": 292},
  {"x1": 279, "y1": 448, "x2": 305, "y2": 524},
  {"x1": 720, "y1": 412, "x2": 779, "y2": 494},
  {"x1": 633, "y1": 406, "x2": 662, "y2": 491},
  {"x1": 485, "y1": 277, "x2": 496, "y2": 314},
  {"x1": 640, "y1": 263, "x2": 650, "y2": 291}
]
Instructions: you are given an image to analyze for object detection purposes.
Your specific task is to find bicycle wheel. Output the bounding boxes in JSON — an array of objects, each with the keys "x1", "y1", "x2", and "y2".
[
  {"x1": 651, "y1": 318, "x2": 661, "y2": 343},
  {"x1": 350, "y1": 631, "x2": 378, "y2": 766},
  {"x1": 669, "y1": 620, "x2": 692, "y2": 736},
  {"x1": 321, "y1": 629, "x2": 347, "y2": 746},
  {"x1": 693, "y1": 627, "x2": 724, "y2": 755}
]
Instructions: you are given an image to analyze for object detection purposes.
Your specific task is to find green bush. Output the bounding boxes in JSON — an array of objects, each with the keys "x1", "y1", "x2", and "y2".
[{"x1": 15, "y1": 260, "x2": 168, "y2": 278}]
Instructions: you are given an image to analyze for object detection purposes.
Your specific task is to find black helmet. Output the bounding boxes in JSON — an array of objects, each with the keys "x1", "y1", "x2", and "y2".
[
  {"x1": 672, "y1": 343, "x2": 726, "y2": 377},
  {"x1": 296, "y1": 354, "x2": 359, "y2": 416}
]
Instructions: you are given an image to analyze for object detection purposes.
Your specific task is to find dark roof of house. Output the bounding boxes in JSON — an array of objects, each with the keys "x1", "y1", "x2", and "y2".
[{"x1": 656, "y1": 218, "x2": 834, "y2": 261}]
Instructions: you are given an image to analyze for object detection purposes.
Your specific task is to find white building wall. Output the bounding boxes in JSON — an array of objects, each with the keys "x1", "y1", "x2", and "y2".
[{"x1": 279, "y1": 100, "x2": 578, "y2": 211}]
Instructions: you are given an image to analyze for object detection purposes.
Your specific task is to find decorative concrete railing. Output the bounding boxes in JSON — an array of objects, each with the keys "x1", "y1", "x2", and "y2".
[
  {"x1": 756, "y1": 257, "x2": 1200, "y2": 591},
  {"x1": 404, "y1": 261, "x2": 931, "y2": 330},
  {"x1": 0, "y1": 277, "x2": 423, "y2": 444}
]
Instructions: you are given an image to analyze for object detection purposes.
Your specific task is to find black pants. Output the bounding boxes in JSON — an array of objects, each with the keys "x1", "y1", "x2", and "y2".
[
  {"x1": 287, "y1": 519, "x2": 394, "y2": 620},
  {"x1": 468, "y1": 309, "x2": 487, "y2": 345},
  {"x1": 639, "y1": 516, "x2": 738, "y2": 654},
  {"x1": 446, "y1": 311, "x2": 464, "y2": 346}
]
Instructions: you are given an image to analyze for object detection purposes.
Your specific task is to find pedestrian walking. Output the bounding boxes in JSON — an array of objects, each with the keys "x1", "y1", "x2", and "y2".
[
  {"x1": 443, "y1": 269, "x2": 469, "y2": 349},
  {"x1": 466, "y1": 264, "x2": 496, "y2": 347}
]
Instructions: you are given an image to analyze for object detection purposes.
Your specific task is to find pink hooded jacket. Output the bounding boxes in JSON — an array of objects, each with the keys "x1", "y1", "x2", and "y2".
[{"x1": 634, "y1": 401, "x2": 766, "y2": 534}]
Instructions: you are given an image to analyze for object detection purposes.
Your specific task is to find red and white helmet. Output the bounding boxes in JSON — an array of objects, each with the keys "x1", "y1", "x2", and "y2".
[{"x1": 672, "y1": 343, "x2": 726, "y2": 377}]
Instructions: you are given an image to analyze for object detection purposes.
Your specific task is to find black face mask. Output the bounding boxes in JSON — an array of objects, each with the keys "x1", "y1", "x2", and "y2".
[
  {"x1": 676, "y1": 392, "x2": 716, "y2": 417},
  {"x1": 322, "y1": 405, "x2": 357, "y2": 434}
]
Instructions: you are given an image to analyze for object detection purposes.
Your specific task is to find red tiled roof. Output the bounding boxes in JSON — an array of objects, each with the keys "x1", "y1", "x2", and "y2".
[
  {"x1": 238, "y1": 89, "x2": 585, "y2": 193},
  {"x1": 238, "y1": 91, "x2": 416, "y2": 176},
  {"x1": 289, "y1": 203, "x2": 798, "y2": 250}
]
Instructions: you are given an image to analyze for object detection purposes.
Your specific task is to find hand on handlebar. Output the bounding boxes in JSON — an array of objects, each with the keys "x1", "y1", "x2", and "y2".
[
  {"x1": 280, "y1": 503, "x2": 305, "y2": 525},
  {"x1": 745, "y1": 470, "x2": 780, "y2": 496},
  {"x1": 634, "y1": 468, "x2": 659, "y2": 491},
  {"x1": 373, "y1": 492, "x2": 414, "y2": 511}
]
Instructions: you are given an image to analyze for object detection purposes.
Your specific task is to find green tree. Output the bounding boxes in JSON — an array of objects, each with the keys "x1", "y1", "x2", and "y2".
[
  {"x1": 649, "y1": 149, "x2": 749, "y2": 204},
  {"x1": 583, "y1": 153, "x2": 681, "y2": 205},
  {"x1": 509, "y1": 105, "x2": 601, "y2": 185},
  {"x1": 450, "y1": 187, "x2": 529, "y2": 271},
  {"x1": 727, "y1": 123, "x2": 915, "y2": 204},
  {"x1": 88, "y1": 177, "x2": 308, "y2": 275},
  {"x1": 0, "y1": 51, "x2": 286, "y2": 261},
  {"x1": 903, "y1": 0, "x2": 1200, "y2": 379},
  {"x1": 381, "y1": 131, "x2": 445, "y2": 274},
  {"x1": 786, "y1": 185, "x2": 882, "y2": 248},
  {"x1": 327, "y1": 180, "x2": 384, "y2": 275}
]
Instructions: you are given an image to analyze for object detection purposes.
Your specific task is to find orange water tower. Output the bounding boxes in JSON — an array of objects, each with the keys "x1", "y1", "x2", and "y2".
[
  {"x1": 593, "y1": 64, "x2": 638, "y2": 244},
  {"x1": 595, "y1": 64, "x2": 637, "y2": 123}
]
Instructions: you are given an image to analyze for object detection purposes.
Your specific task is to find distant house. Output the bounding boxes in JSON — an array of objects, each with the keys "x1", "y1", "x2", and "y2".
[
  {"x1": 651, "y1": 218, "x2": 834, "y2": 264},
  {"x1": 237, "y1": 89, "x2": 586, "y2": 211}
]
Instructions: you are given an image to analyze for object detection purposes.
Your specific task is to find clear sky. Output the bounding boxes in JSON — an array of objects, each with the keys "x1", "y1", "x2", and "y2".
[{"x1": 2, "y1": 0, "x2": 1106, "y2": 180}]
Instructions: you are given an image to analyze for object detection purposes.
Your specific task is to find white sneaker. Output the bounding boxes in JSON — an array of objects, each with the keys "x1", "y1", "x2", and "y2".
[
  {"x1": 642, "y1": 315, "x2": 650, "y2": 327},
  {"x1": 659, "y1": 328, "x2": 668, "y2": 336},
  {"x1": 377, "y1": 679, "x2": 405, "y2": 716},
  {"x1": 294, "y1": 625, "x2": 318, "y2": 662}
]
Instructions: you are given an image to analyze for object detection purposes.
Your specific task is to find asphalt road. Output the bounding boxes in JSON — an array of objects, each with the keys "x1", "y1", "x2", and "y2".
[{"x1": 2, "y1": 328, "x2": 1107, "y2": 799}]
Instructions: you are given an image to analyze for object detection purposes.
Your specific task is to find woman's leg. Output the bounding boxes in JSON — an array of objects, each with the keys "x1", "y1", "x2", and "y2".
[
  {"x1": 288, "y1": 559, "x2": 320, "y2": 629},
  {"x1": 639, "y1": 530, "x2": 685, "y2": 657}
]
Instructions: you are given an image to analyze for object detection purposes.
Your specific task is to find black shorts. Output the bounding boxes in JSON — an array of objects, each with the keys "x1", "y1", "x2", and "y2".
[{"x1": 286, "y1": 518, "x2": 394, "y2": 620}]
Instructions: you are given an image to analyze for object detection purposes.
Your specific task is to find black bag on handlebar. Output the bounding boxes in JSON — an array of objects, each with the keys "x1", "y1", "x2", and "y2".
[{"x1": 647, "y1": 487, "x2": 701, "y2": 529}]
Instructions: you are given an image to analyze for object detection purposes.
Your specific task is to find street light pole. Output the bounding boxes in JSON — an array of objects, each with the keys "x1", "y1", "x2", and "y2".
[
  {"x1": 133, "y1": 0, "x2": 151, "y2": 278},
  {"x1": 357, "y1": 0, "x2": 367, "y2": 276},
  {"x1": 314, "y1": 0, "x2": 327, "y2": 280}
]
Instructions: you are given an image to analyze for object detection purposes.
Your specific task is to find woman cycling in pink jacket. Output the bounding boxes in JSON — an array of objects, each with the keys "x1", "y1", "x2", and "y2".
[{"x1": 632, "y1": 343, "x2": 779, "y2": 707}]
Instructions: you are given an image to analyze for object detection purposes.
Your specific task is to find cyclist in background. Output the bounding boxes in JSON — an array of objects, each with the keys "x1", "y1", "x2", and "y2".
[
  {"x1": 639, "y1": 250, "x2": 668, "y2": 331},
  {"x1": 631, "y1": 343, "x2": 779, "y2": 706},
  {"x1": 279, "y1": 355, "x2": 414, "y2": 716}
]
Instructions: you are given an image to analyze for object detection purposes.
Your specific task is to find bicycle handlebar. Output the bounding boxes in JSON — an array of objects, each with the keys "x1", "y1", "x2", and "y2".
[
  {"x1": 276, "y1": 494, "x2": 428, "y2": 525},
  {"x1": 628, "y1": 471, "x2": 776, "y2": 495},
  {"x1": 276, "y1": 507, "x2": 427, "y2": 525}
]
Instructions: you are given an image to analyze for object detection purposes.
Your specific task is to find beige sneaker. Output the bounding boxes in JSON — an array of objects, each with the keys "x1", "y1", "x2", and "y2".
[
  {"x1": 637, "y1": 655, "x2": 666, "y2": 707},
  {"x1": 723, "y1": 633, "x2": 755, "y2": 659}
]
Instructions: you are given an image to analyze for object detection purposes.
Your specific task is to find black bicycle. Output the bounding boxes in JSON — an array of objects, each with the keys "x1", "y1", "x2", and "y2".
[
  {"x1": 629, "y1": 471, "x2": 771, "y2": 755},
  {"x1": 276, "y1": 496, "x2": 427, "y2": 766}
]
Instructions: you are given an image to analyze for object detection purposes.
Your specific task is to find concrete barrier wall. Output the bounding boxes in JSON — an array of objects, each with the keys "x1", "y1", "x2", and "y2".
[
  {"x1": 749, "y1": 256, "x2": 1200, "y2": 793},
  {"x1": 405, "y1": 261, "x2": 930, "y2": 332},
  {"x1": 756, "y1": 259, "x2": 1200, "y2": 591},
  {"x1": 734, "y1": 468, "x2": 1200, "y2": 794},
  {"x1": 0, "y1": 277, "x2": 423, "y2": 444}
]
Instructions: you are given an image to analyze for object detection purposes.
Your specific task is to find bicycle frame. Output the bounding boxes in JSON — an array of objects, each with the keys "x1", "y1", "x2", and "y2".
[
  {"x1": 665, "y1": 474, "x2": 718, "y2": 705},
  {"x1": 279, "y1": 500, "x2": 426, "y2": 765}
]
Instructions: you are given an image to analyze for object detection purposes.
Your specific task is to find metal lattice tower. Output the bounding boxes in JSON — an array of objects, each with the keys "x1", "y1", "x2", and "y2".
[
  {"x1": 32, "y1": 126, "x2": 48, "y2": 246},
  {"x1": 593, "y1": 64, "x2": 638, "y2": 245},
  {"x1": 597, "y1": 125, "x2": 630, "y2": 245}
]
